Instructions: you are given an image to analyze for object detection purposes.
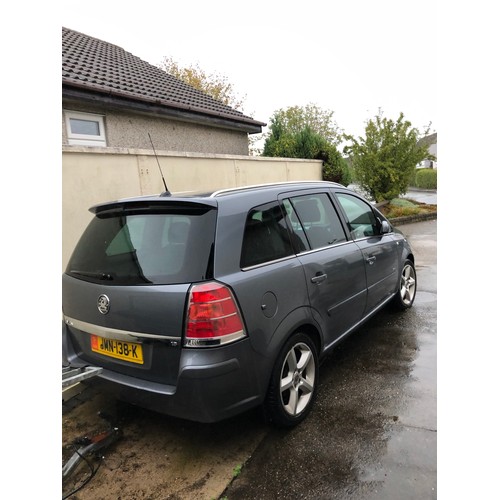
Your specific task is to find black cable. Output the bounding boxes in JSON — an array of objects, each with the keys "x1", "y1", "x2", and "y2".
[{"x1": 62, "y1": 446, "x2": 102, "y2": 500}]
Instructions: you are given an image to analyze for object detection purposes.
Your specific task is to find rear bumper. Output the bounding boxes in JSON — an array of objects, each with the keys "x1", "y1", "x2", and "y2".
[{"x1": 63, "y1": 330, "x2": 266, "y2": 423}]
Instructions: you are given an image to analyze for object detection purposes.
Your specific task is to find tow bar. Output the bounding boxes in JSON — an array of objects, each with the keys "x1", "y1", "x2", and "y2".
[{"x1": 62, "y1": 365, "x2": 103, "y2": 401}]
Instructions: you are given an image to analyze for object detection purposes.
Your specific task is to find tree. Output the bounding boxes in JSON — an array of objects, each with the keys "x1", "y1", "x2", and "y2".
[
  {"x1": 343, "y1": 111, "x2": 432, "y2": 202},
  {"x1": 158, "y1": 56, "x2": 246, "y2": 111},
  {"x1": 262, "y1": 107, "x2": 351, "y2": 185},
  {"x1": 265, "y1": 104, "x2": 343, "y2": 146}
]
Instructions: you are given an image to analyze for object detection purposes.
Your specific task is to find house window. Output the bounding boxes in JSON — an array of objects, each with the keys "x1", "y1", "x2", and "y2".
[{"x1": 65, "y1": 110, "x2": 107, "y2": 146}]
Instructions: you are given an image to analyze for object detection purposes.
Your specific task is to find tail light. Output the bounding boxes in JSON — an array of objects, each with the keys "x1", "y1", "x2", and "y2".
[{"x1": 184, "y1": 282, "x2": 247, "y2": 347}]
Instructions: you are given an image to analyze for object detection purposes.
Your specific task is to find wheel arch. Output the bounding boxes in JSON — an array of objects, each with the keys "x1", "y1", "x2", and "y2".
[
  {"x1": 261, "y1": 307, "x2": 324, "y2": 388},
  {"x1": 293, "y1": 322, "x2": 322, "y2": 358},
  {"x1": 269, "y1": 307, "x2": 323, "y2": 356}
]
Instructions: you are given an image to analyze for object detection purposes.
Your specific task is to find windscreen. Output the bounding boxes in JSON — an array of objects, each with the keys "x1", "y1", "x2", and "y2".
[{"x1": 66, "y1": 206, "x2": 216, "y2": 285}]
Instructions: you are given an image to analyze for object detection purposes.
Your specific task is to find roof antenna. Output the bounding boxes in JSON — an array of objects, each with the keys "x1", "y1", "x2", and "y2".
[{"x1": 148, "y1": 133, "x2": 170, "y2": 196}]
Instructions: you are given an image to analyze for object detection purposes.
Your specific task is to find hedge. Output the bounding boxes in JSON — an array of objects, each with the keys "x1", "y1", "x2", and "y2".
[{"x1": 413, "y1": 168, "x2": 437, "y2": 189}]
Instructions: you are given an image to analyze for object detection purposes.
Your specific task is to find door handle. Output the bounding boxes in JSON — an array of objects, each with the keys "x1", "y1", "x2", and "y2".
[
  {"x1": 311, "y1": 273, "x2": 327, "y2": 284},
  {"x1": 366, "y1": 256, "x2": 376, "y2": 265}
]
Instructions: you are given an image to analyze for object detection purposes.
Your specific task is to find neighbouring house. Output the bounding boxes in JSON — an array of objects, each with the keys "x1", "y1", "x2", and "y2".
[
  {"x1": 62, "y1": 27, "x2": 266, "y2": 154},
  {"x1": 417, "y1": 132, "x2": 437, "y2": 169}
]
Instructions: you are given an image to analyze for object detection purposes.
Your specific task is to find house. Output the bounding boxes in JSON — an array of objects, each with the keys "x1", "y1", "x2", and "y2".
[
  {"x1": 62, "y1": 27, "x2": 266, "y2": 154},
  {"x1": 417, "y1": 132, "x2": 437, "y2": 169}
]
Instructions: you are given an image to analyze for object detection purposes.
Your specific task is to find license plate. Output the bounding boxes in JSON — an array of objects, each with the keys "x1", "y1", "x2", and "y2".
[{"x1": 90, "y1": 334, "x2": 144, "y2": 364}]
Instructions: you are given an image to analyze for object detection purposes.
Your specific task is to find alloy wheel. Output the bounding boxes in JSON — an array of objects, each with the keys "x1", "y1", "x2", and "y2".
[
  {"x1": 280, "y1": 342, "x2": 316, "y2": 416},
  {"x1": 400, "y1": 263, "x2": 417, "y2": 306}
]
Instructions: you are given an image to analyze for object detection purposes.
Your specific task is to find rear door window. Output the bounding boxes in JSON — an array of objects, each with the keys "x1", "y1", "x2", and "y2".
[{"x1": 284, "y1": 193, "x2": 347, "y2": 250}]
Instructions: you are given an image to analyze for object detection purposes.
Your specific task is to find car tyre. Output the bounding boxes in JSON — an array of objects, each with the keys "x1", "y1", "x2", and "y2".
[
  {"x1": 264, "y1": 333, "x2": 319, "y2": 427},
  {"x1": 393, "y1": 259, "x2": 417, "y2": 310}
]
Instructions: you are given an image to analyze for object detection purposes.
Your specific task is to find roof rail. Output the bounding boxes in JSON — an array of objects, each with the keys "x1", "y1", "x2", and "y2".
[{"x1": 210, "y1": 180, "x2": 342, "y2": 198}]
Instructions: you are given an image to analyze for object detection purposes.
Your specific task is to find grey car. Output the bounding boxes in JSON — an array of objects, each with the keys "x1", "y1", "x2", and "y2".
[{"x1": 62, "y1": 181, "x2": 416, "y2": 427}]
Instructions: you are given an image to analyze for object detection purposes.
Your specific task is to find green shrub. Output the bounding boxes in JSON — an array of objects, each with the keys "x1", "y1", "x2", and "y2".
[
  {"x1": 322, "y1": 153, "x2": 352, "y2": 186},
  {"x1": 410, "y1": 169, "x2": 418, "y2": 186},
  {"x1": 414, "y1": 169, "x2": 437, "y2": 189},
  {"x1": 263, "y1": 124, "x2": 351, "y2": 185},
  {"x1": 344, "y1": 112, "x2": 430, "y2": 202}
]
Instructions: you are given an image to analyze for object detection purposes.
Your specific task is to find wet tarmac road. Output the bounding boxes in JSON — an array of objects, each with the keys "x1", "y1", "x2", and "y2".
[
  {"x1": 223, "y1": 219, "x2": 437, "y2": 499},
  {"x1": 402, "y1": 189, "x2": 437, "y2": 205}
]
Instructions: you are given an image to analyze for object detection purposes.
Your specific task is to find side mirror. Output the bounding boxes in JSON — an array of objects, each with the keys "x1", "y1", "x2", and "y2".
[{"x1": 380, "y1": 220, "x2": 391, "y2": 234}]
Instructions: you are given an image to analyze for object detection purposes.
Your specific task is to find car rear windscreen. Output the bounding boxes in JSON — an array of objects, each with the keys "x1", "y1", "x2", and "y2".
[{"x1": 66, "y1": 206, "x2": 216, "y2": 285}]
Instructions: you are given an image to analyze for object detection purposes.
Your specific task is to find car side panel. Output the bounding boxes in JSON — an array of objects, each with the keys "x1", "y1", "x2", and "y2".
[
  {"x1": 354, "y1": 234, "x2": 399, "y2": 313},
  {"x1": 297, "y1": 241, "x2": 367, "y2": 346}
]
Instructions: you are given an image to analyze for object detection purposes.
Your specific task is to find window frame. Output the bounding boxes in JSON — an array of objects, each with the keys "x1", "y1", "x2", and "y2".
[{"x1": 64, "y1": 110, "x2": 107, "y2": 146}]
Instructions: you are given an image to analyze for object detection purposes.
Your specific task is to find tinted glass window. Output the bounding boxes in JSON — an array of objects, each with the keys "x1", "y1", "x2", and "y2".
[
  {"x1": 336, "y1": 193, "x2": 378, "y2": 239},
  {"x1": 240, "y1": 202, "x2": 294, "y2": 268},
  {"x1": 286, "y1": 193, "x2": 347, "y2": 250},
  {"x1": 66, "y1": 207, "x2": 216, "y2": 285}
]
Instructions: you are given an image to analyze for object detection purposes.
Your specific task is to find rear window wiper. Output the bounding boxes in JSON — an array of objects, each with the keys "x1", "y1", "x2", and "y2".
[{"x1": 70, "y1": 270, "x2": 114, "y2": 281}]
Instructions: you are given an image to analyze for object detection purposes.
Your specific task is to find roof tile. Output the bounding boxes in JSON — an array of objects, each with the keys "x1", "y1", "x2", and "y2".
[{"x1": 62, "y1": 27, "x2": 265, "y2": 127}]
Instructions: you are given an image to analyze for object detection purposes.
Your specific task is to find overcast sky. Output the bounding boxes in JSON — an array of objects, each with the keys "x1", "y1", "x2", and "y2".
[{"x1": 61, "y1": 0, "x2": 437, "y2": 140}]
